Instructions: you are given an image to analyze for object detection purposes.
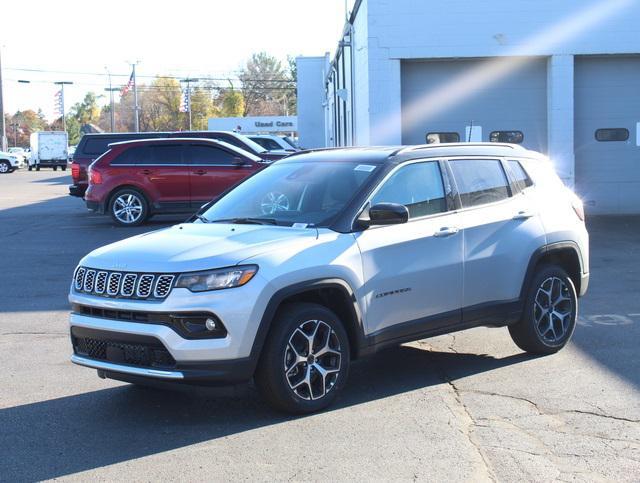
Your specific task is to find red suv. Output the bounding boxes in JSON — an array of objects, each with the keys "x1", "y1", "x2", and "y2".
[{"x1": 85, "y1": 138, "x2": 267, "y2": 226}]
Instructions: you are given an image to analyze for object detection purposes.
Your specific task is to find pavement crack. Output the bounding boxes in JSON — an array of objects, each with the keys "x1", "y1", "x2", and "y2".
[{"x1": 560, "y1": 409, "x2": 640, "y2": 424}]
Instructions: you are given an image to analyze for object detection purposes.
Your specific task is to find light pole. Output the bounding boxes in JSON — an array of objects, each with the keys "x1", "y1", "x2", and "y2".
[
  {"x1": 180, "y1": 78, "x2": 199, "y2": 131},
  {"x1": 128, "y1": 61, "x2": 141, "y2": 132},
  {"x1": 54, "y1": 81, "x2": 73, "y2": 133}
]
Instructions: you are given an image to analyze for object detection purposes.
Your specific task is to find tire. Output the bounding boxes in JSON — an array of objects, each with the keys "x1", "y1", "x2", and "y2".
[
  {"x1": 255, "y1": 303, "x2": 350, "y2": 414},
  {"x1": 62, "y1": 166, "x2": 67, "y2": 171},
  {"x1": 509, "y1": 264, "x2": 578, "y2": 354},
  {"x1": 28, "y1": 166, "x2": 32, "y2": 171},
  {"x1": 0, "y1": 161, "x2": 10, "y2": 174},
  {"x1": 36, "y1": 166, "x2": 40, "y2": 171},
  {"x1": 109, "y1": 188, "x2": 149, "y2": 227},
  {"x1": 53, "y1": 166, "x2": 58, "y2": 171}
]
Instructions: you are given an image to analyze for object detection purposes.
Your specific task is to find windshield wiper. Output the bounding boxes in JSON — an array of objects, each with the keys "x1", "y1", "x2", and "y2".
[
  {"x1": 194, "y1": 213, "x2": 210, "y2": 223},
  {"x1": 210, "y1": 217, "x2": 278, "y2": 225}
]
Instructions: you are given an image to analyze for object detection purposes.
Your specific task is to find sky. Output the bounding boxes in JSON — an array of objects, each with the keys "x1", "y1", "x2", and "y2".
[{"x1": 1, "y1": 0, "x2": 353, "y2": 121}]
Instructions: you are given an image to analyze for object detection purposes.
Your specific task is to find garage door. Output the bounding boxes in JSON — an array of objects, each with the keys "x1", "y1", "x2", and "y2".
[
  {"x1": 401, "y1": 58, "x2": 547, "y2": 152},
  {"x1": 575, "y1": 56, "x2": 640, "y2": 214}
]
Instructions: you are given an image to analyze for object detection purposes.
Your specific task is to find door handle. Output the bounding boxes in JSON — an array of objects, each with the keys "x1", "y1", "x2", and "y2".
[
  {"x1": 513, "y1": 210, "x2": 534, "y2": 220},
  {"x1": 140, "y1": 169, "x2": 153, "y2": 175},
  {"x1": 194, "y1": 169, "x2": 206, "y2": 176},
  {"x1": 434, "y1": 226, "x2": 459, "y2": 237}
]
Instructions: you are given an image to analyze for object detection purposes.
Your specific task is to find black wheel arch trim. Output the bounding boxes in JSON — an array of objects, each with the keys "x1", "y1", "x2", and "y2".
[
  {"x1": 520, "y1": 241, "x2": 586, "y2": 300},
  {"x1": 247, "y1": 278, "x2": 366, "y2": 374}
]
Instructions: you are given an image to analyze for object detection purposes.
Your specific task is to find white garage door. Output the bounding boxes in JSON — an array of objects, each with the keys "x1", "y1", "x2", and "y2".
[
  {"x1": 401, "y1": 58, "x2": 548, "y2": 152},
  {"x1": 575, "y1": 56, "x2": 640, "y2": 214}
]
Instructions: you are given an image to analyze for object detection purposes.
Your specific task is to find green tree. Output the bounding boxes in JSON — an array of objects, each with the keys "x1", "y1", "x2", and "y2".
[
  {"x1": 239, "y1": 52, "x2": 294, "y2": 116},
  {"x1": 139, "y1": 77, "x2": 182, "y2": 131},
  {"x1": 190, "y1": 87, "x2": 215, "y2": 131},
  {"x1": 218, "y1": 89, "x2": 245, "y2": 117}
]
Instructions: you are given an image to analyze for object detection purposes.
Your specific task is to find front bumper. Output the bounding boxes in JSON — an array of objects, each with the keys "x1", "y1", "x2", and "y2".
[{"x1": 68, "y1": 277, "x2": 271, "y2": 384}]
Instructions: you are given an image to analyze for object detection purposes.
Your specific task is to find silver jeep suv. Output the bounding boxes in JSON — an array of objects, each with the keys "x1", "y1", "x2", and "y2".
[{"x1": 69, "y1": 143, "x2": 589, "y2": 413}]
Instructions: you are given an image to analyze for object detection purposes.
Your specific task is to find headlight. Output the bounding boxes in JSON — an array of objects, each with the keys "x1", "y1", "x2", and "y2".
[{"x1": 175, "y1": 265, "x2": 258, "y2": 292}]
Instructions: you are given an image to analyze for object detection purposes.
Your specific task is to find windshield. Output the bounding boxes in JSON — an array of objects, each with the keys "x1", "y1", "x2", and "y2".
[{"x1": 200, "y1": 161, "x2": 378, "y2": 227}]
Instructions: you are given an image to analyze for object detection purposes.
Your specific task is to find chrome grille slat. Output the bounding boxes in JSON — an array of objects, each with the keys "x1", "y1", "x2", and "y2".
[
  {"x1": 154, "y1": 275, "x2": 175, "y2": 298},
  {"x1": 74, "y1": 267, "x2": 86, "y2": 290},
  {"x1": 121, "y1": 274, "x2": 137, "y2": 297},
  {"x1": 136, "y1": 274, "x2": 155, "y2": 298},
  {"x1": 74, "y1": 267, "x2": 174, "y2": 299},
  {"x1": 107, "y1": 272, "x2": 122, "y2": 296},
  {"x1": 95, "y1": 271, "x2": 108, "y2": 294},
  {"x1": 83, "y1": 270, "x2": 96, "y2": 292}
]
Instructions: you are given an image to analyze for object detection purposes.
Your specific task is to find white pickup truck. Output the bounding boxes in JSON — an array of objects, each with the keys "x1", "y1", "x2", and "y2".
[{"x1": 29, "y1": 131, "x2": 69, "y2": 171}]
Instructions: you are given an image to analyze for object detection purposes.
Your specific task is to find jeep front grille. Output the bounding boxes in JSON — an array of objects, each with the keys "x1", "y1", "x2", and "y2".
[{"x1": 73, "y1": 266, "x2": 175, "y2": 300}]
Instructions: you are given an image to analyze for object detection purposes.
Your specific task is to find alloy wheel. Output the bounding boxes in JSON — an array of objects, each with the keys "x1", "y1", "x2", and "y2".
[
  {"x1": 113, "y1": 194, "x2": 143, "y2": 224},
  {"x1": 283, "y1": 319, "x2": 342, "y2": 401},
  {"x1": 0, "y1": 162, "x2": 9, "y2": 173},
  {"x1": 533, "y1": 276, "x2": 574, "y2": 343}
]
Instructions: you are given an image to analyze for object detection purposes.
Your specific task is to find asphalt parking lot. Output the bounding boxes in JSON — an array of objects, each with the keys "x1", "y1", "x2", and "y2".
[{"x1": 1, "y1": 169, "x2": 639, "y2": 481}]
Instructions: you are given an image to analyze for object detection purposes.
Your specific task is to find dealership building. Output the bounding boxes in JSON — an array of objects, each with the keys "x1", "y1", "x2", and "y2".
[{"x1": 297, "y1": 0, "x2": 640, "y2": 214}]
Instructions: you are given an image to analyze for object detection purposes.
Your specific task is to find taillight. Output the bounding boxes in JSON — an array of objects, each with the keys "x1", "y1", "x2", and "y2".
[
  {"x1": 71, "y1": 162, "x2": 80, "y2": 180},
  {"x1": 89, "y1": 168, "x2": 103, "y2": 185}
]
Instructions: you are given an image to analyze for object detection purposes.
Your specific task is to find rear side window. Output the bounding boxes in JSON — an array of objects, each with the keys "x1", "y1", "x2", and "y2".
[
  {"x1": 83, "y1": 138, "x2": 113, "y2": 155},
  {"x1": 490, "y1": 131, "x2": 523, "y2": 144},
  {"x1": 449, "y1": 159, "x2": 510, "y2": 207},
  {"x1": 507, "y1": 160, "x2": 533, "y2": 192},
  {"x1": 372, "y1": 161, "x2": 447, "y2": 218},
  {"x1": 426, "y1": 132, "x2": 460, "y2": 144},
  {"x1": 595, "y1": 128, "x2": 629, "y2": 142},
  {"x1": 142, "y1": 145, "x2": 184, "y2": 165},
  {"x1": 110, "y1": 146, "x2": 150, "y2": 165},
  {"x1": 189, "y1": 145, "x2": 238, "y2": 165}
]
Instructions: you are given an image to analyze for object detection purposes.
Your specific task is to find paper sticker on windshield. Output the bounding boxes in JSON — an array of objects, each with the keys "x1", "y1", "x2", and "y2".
[
  {"x1": 354, "y1": 164, "x2": 376, "y2": 172},
  {"x1": 292, "y1": 223, "x2": 308, "y2": 229}
]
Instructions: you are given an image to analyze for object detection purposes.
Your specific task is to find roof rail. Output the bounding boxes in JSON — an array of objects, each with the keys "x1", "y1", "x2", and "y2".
[{"x1": 393, "y1": 142, "x2": 525, "y2": 156}]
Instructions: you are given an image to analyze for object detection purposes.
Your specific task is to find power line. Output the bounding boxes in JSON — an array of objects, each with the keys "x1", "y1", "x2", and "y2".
[{"x1": 5, "y1": 66, "x2": 295, "y2": 84}]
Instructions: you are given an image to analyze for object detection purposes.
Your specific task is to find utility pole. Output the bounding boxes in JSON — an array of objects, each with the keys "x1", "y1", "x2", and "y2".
[
  {"x1": 104, "y1": 67, "x2": 117, "y2": 132},
  {"x1": 0, "y1": 47, "x2": 6, "y2": 152},
  {"x1": 131, "y1": 62, "x2": 140, "y2": 132},
  {"x1": 54, "y1": 81, "x2": 73, "y2": 133},
  {"x1": 180, "y1": 78, "x2": 199, "y2": 131}
]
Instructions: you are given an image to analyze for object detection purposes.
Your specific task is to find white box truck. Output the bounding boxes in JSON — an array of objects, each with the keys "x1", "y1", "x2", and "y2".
[{"x1": 29, "y1": 131, "x2": 69, "y2": 171}]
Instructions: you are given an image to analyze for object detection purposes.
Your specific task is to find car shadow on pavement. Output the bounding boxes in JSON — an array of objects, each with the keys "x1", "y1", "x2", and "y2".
[
  {"x1": 0, "y1": 345, "x2": 534, "y2": 481},
  {"x1": 30, "y1": 174, "x2": 72, "y2": 185}
]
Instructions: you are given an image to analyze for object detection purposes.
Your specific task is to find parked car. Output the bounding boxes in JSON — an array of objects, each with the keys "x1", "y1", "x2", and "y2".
[
  {"x1": 70, "y1": 131, "x2": 287, "y2": 198},
  {"x1": 84, "y1": 138, "x2": 267, "y2": 226},
  {"x1": 7, "y1": 147, "x2": 27, "y2": 167},
  {"x1": 248, "y1": 134, "x2": 299, "y2": 152},
  {"x1": 0, "y1": 151, "x2": 21, "y2": 173},
  {"x1": 29, "y1": 131, "x2": 69, "y2": 171},
  {"x1": 69, "y1": 143, "x2": 589, "y2": 413}
]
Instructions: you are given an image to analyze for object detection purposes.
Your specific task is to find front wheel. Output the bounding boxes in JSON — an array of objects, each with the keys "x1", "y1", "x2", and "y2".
[
  {"x1": 0, "y1": 161, "x2": 10, "y2": 174},
  {"x1": 53, "y1": 166, "x2": 58, "y2": 171},
  {"x1": 255, "y1": 303, "x2": 350, "y2": 414},
  {"x1": 109, "y1": 188, "x2": 149, "y2": 226},
  {"x1": 62, "y1": 165, "x2": 67, "y2": 171},
  {"x1": 509, "y1": 265, "x2": 578, "y2": 354}
]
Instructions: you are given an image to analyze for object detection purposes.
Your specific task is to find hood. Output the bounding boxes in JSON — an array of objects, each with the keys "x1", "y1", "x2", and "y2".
[{"x1": 80, "y1": 223, "x2": 319, "y2": 273}]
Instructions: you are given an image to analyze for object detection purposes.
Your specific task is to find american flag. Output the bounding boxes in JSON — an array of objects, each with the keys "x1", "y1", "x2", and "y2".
[
  {"x1": 120, "y1": 70, "x2": 134, "y2": 96},
  {"x1": 53, "y1": 90, "x2": 63, "y2": 116}
]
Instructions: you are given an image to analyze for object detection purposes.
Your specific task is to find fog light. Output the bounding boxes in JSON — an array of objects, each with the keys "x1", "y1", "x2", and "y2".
[{"x1": 205, "y1": 318, "x2": 217, "y2": 331}]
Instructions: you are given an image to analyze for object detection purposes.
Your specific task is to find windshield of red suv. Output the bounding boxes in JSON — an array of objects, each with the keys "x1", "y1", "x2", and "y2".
[{"x1": 200, "y1": 161, "x2": 379, "y2": 227}]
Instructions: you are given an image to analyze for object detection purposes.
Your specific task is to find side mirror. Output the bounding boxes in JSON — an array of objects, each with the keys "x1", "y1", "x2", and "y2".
[
  {"x1": 232, "y1": 157, "x2": 245, "y2": 167},
  {"x1": 358, "y1": 202, "x2": 409, "y2": 227}
]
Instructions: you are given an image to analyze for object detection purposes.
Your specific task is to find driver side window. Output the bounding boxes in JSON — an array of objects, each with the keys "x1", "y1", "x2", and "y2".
[{"x1": 372, "y1": 161, "x2": 447, "y2": 218}]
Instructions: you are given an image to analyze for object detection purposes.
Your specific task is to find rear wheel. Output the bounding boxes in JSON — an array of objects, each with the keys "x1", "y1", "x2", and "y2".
[
  {"x1": 255, "y1": 303, "x2": 350, "y2": 414},
  {"x1": 28, "y1": 165, "x2": 32, "y2": 171},
  {"x1": 509, "y1": 265, "x2": 577, "y2": 354},
  {"x1": 109, "y1": 188, "x2": 149, "y2": 227},
  {"x1": 62, "y1": 165, "x2": 67, "y2": 171},
  {"x1": 36, "y1": 166, "x2": 40, "y2": 171},
  {"x1": 0, "y1": 161, "x2": 10, "y2": 174},
  {"x1": 53, "y1": 166, "x2": 58, "y2": 171}
]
